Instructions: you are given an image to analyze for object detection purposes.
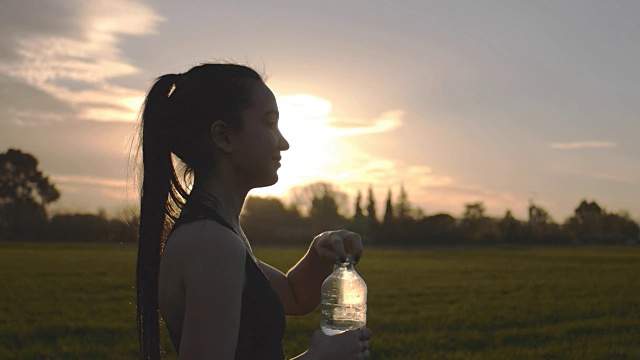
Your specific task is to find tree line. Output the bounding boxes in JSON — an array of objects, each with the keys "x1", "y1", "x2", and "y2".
[
  {"x1": 1, "y1": 149, "x2": 638, "y2": 245},
  {"x1": 241, "y1": 183, "x2": 639, "y2": 246},
  {"x1": 0, "y1": 149, "x2": 137, "y2": 243}
]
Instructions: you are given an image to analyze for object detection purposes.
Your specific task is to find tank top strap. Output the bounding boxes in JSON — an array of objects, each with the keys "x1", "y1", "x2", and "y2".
[{"x1": 172, "y1": 200, "x2": 238, "y2": 236}]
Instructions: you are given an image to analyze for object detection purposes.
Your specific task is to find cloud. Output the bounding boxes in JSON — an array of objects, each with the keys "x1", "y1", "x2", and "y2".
[
  {"x1": 52, "y1": 174, "x2": 127, "y2": 189},
  {"x1": 0, "y1": 74, "x2": 73, "y2": 125},
  {"x1": 0, "y1": 1, "x2": 158, "y2": 216},
  {"x1": 329, "y1": 110, "x2": 404, "y2": 136},
  {"x1": 48, "y1": 174, "x2": 134, "y2": 215},
  {"x1": 307, "y1": 149, "x2": 530, "y2": 218},
  {"x1": 0, "y1": 118, "x2": 135, "y2": 187},
  {"x1": 278, "y1": 94, "x2": 403, "y2": 136},
  {"x1": 589, "y1": 173, "x2": 635, "y2": 184},
  {"x1": 549, "y1": 141, "x2": 617, "y2": 150},
  {"x1": 0, "y1": 2, "x2": 81, "y2": 61},
  {"x1": 0, "y1": 0, "x2": 163, "y2": 123},
  {"x1": 274, "y1": 93, "x2": 529, "y2": 217}
]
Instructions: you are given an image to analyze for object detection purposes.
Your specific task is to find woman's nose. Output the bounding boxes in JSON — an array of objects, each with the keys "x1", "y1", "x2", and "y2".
[{"x1": 278, "y1": 130, "x2": 290, "y2": 151}]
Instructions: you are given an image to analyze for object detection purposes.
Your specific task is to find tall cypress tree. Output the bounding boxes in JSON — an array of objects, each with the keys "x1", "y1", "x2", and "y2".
[
  {"x1": 383, "y1": 189, "x2": 394, "y2": 226},
  {"x1": 379, "y1": 189, "x2": 396, "y2": 244},
  {"x1": 354, "y1": 190, "x2": 364, "y2": 219},
  {"x1": 366, "y1": 186, "x2": 377, "y2": 226},
  {"x1": 350, "y1": 190, "x2": 368, "y2": 237},
  {"x1": 396, "y1": 184, "x2": 410, "y2": 221},
  {"x1": 364, "y1": 186, "x2": 378, "y2": 242}
]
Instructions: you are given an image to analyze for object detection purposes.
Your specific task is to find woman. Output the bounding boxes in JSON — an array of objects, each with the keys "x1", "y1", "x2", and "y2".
[{"x1": 136, "y1": 63, "x2": 372, "y2": 360}]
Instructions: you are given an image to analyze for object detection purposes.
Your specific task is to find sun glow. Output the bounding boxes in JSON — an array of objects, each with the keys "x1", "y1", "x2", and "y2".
[
  {"x1": 249, "y1": 94, "x2": 343, "y2": 198},
  {"x1": 248, "y1": 94, "x2": 409, "y2": 207}
]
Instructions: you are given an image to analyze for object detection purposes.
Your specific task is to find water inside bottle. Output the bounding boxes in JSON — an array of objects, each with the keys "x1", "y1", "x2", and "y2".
[
  {"x1": 320, "y1": 303, "x2": 367, "y2": 335},
  {"x1": 320, "y1": 261, "x2": 367, "y2": 335}
]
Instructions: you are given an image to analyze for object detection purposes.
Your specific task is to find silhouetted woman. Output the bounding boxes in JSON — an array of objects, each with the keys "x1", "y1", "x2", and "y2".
[{"x1": 136, "y1": 63, "x2": 372, "y2": 360}]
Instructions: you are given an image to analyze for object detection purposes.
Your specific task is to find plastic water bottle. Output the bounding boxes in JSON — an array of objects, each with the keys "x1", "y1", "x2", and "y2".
[{"x1": 320, "y1": 259, "x2": 367, "y2": 335}]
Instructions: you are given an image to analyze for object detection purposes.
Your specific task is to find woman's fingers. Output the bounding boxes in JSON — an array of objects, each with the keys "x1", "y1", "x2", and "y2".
[
  {"x1": 342, "y1": 231, "x2": 363, "y2": 263},
  {"x1": 359, "y1": 327, "x2": 372, "y2": 340},
  {"x1": 362, "y1": 349, "x2": 370, "y2": 359},
  {"x1": 330, "y1": 230, "x2": 363, "y2": 262},
  {"x1": 349, "y1": 328, "x2": 372, "y2": 359},
  {"x1": 359, "y1": 340, "x2": 370, "y2": 350},
  {"x1": 330, "y1": 232, "x2": 349, "y2": 262},
  {"x1": 357, "y1": 328, "x2": 372, "y2": 359},
  {"x1": 314, "y1": 230, "x2": 365, "y2": 265}
]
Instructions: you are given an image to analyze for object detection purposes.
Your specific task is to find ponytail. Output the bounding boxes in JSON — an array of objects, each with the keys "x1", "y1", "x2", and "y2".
[{"x1": 136, "y1": 74, "x2": 181, "y2": 360}]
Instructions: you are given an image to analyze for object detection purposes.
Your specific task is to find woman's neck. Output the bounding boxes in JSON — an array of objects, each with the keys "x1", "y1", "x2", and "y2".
[{"x1": 192, "y1": 175, "x2": 248, "y2": 228}]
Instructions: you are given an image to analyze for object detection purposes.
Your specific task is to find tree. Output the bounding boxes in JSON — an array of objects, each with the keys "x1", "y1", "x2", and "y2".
[
  {"x1": 290, "y1": 182, "x2": 348, "y2": 233},
  {"x1": 364, "y1": 186, "x2": 378, "y2": 242},
  {"x1": 354, "y1": 190, "x2": 364, "y2": 219},
  {"x1": 463, "y1": 202, "x2": 485, "y2": 220},
  {"x1": 310, "y1": 190, "x2": 347, "y2": 233},
  {"x1": 390, "y1": 185, "x2": 417, "y2": 244},
  {"x1": 603, "y1": 211, "x2": 639, "y2": 243},
  {"x1": 290, "y1": 182, "x2": 348, "y2": 216},
  {"x1": 383, "y1": 189, "x2": 394, "y2": 226},
  {"x1": 0, "y1": 149, "x2": 60, "y2": 239},
  {"x1": 461, "y1": 202, "x2": 499, "y2": 242},
  {"x1": 526, "y1": 201, "x2": 565, "y2": 243},
  {"x1": 571, "y1": 200, "x2": 604, "y2": 239},
  {"x1": 395, "y1": 184, "x2": 412, "y2": 222},
  {"x1": 378, "y1": 189, "x2": 397, "y2": 244},
  {"x1": 418, "y1": 213, "x2": 458, "y2": 244},
  {"x1": 528, "y1": 202, "x2": 553, "y2": 227},
  {"x1": 564, "y1": 199, "x2": 639, "y2": 244},
  {"x1": 528, "y1": 202, "x2": 553, "y2": 238},
  {"x1": 241, "y1": 196, "x2": 306, "y2": 243},
  {"x1": 365, "y1": 185, "x2": 378, "y2": 225},
  {"x1": 349, "y1": 190, "x2": 368, "y2": 236},
  {"x1": 48, "y1": 212, "x2": 137, "y2": 243},
  {"x1": 499, "y1": 209, "x2": 523, "y2": 242}
]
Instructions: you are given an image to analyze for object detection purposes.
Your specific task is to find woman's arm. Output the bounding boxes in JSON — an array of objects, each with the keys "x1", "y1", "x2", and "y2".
[
  {"x1": 178, "y1": 225, "x2": 247, "y2": 359},
  {"x1": 260, "y1": 230, "x2": 372, "y2": 359},
  {"x1": 260, "y1": 230, "x2": 363, "y2": 315},
  {"x1": 259, "y1": 245, "x2": 330, "y2": 315}
]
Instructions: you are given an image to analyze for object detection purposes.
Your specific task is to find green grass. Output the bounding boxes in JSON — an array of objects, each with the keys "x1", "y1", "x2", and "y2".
[{"x1": 1, "y1": 242, "x2": 639, "y2": 359}]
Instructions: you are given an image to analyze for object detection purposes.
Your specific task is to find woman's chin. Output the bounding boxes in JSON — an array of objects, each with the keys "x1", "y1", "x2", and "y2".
[{"x1": 252, "y1": 174, "x2": 279, "y2": 189}]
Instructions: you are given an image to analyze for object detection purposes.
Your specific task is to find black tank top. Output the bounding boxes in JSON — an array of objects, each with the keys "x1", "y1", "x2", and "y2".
[{"x1": 172, "y1": 200, "x2": 286, "y2": 360}]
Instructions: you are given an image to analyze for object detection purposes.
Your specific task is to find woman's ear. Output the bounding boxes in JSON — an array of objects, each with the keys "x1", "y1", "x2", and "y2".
[{"x1": 210, "y1": 120, "x2": 233, "y2": 153}]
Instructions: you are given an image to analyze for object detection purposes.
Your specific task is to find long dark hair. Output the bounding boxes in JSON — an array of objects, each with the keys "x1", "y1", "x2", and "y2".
[{"x1": 136, "y1": 63, "x2": 263, "y2": 360}]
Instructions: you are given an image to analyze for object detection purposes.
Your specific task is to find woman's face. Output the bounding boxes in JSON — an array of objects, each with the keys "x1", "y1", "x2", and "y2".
[{"x1": 230, "y1": 82, "x2": 289, "y2": 189}]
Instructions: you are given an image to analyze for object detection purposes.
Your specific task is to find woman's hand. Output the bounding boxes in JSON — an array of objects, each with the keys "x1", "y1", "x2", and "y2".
[
  {"x1": 312, "y1": 230, "x2": 364, "y2": 265},
  {"x1": 306, "y1": 328, "x2": 372, "y2": 360},
  {"x1": 274, "y1": 230, "x2": 364, "y2": 316}
]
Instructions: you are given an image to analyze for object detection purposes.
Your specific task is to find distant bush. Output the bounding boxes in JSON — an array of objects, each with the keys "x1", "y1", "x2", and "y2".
[{"x1": 48, "y1": 213, "x2": 137, "y2": 243}]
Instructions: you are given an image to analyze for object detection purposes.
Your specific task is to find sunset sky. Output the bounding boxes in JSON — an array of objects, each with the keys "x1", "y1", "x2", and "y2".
[{"x1": 1, "y1": 0, "x2": 638, "y2": 222}]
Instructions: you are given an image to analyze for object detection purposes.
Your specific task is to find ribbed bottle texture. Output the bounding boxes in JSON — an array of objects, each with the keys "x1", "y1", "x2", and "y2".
[{"x1": 320, "y1": 260, "x2": 367, "y2": 335}]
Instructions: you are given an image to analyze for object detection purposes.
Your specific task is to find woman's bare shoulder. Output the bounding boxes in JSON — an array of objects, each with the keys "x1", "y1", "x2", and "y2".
[
  {"x1": 160, "y1": 220, "x2": 247, "y2": 359},
  {"x1": 162, "y1": 220, "x2": 247, "y2": 276}
]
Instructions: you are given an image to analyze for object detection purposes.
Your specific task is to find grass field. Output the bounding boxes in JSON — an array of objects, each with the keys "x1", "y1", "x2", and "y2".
[{"x1": 0, "y1": 242, "x2": 639, "y2": 359}]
